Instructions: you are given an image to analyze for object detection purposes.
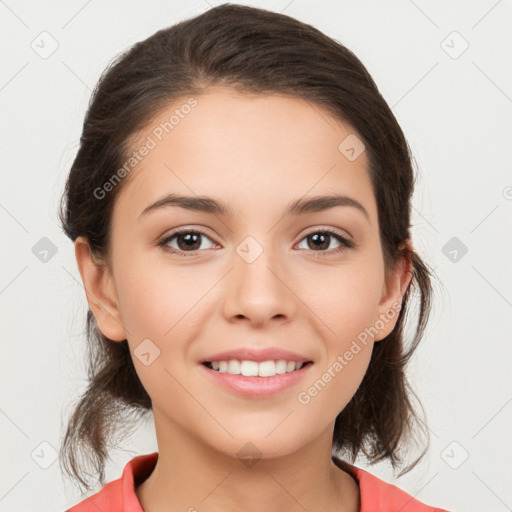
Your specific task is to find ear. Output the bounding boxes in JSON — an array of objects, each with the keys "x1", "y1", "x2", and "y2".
[
  {"x1": 373, "y1": 239, "x2": 413, "y2": 342},
  {"x1": 74, "y1": 236, "x2": 127, "y2": 342}
]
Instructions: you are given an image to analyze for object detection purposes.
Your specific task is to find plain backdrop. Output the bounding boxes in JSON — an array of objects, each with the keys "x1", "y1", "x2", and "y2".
[{"x1": 1, "y1": 1, "x2": 511, "y2": 511}]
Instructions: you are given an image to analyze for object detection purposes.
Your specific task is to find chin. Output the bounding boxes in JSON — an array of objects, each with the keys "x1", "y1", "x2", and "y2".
[{"x1": 207, "y1": 428, "x2": 312, "y2": 463}]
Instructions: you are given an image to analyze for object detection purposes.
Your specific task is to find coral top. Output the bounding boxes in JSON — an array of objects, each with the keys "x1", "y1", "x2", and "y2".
[{"x1": 66, "y1": 452, "x2": 450, "y2": 511}]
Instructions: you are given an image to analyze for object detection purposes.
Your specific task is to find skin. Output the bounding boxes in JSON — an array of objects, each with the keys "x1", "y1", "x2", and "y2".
[{"x1": 75, "y1": 87, "x2": 412, "y2": 512}]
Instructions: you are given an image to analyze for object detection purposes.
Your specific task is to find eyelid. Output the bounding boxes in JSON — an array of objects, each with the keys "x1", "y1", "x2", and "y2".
[
  {"x1": 300, "y1": 225, "x2": 354, "y2": 242},
  {"x1": 158, "y1": 225, "x2": 217, "y2": 243}
]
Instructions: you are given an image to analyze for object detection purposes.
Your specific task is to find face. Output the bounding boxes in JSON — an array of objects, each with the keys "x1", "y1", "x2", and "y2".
[{"x1": 76, "y1": 87, "x2": 409, "y2": 461}]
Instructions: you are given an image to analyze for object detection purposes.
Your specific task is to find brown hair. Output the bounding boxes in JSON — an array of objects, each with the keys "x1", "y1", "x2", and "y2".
[{"x1": 58, "y1": 3, "x2": 434, "y2": 492}]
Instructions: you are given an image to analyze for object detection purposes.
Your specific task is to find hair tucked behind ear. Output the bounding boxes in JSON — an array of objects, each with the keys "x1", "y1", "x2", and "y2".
[{"x1": 58, "y1": 2, "x2": 436, "y2": 492}]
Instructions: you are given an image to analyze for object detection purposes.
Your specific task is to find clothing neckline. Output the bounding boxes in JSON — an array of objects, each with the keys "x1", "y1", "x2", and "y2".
[
  {"x1": 126, "y1": 451, "x2": 365, "y2": 511},
  {"x1": 119, "y1": 451, "x2": 448, "y2": 512}
]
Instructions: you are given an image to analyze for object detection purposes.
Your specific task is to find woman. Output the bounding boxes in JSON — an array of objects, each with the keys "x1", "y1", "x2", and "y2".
[{"x1": 59, "y1": 4, "x2": 450, "y2": 511}]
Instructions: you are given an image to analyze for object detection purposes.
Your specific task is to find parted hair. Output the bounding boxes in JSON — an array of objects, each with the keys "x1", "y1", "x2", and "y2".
[{"x1": 58, "y1": 3, "x2": 434, "y2": 492}]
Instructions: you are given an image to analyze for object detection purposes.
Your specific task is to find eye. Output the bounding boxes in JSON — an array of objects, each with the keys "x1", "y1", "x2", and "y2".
[
  {"x1": 296, "y1": 229, "x2": 355, "y2": 256},
  {"x1": 158, "y1": 228, "x2": 217, "y2": 257},
  {"x1": 158, "y1": 227, "x2": 356, "y2": 258}
]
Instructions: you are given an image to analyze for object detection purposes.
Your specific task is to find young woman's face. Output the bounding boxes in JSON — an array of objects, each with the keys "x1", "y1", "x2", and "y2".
[{"x1": 83, "y1": 87, "x2": 408, "y2": 460}]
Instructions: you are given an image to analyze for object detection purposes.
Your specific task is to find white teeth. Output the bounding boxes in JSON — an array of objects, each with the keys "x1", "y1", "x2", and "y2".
[
  {"x1": 275, "y1": 360, "x2": 287, "y2": 374},
  {"x1": 258, "y1": 360, "x2": 275, "y2": 377},
  {"x1": 241, "y1": 360, "x2": 259, "y2": 376},
  {"x1": 228, "y1": 360, "x2": 241, "y2": 374},
  {"x1": 207, "y1": 359, "x2": 307, "y2": 376}
]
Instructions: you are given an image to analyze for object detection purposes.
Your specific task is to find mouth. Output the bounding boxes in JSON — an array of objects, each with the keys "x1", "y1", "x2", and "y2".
[
  {"x1": 202, "y1": 359, "x2": 314, "y2": 377},
  {"x1": 200, "y1": 358, "x2": 314, "y2": 398}
]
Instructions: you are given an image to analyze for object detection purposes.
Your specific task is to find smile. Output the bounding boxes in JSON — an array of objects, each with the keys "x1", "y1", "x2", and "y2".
[
  {"x1": 200, "y1": 359, "x2": 313, "y2": 398},
  {"x1": 203, "y1": 359, "x2": 311, "y2": 377}
]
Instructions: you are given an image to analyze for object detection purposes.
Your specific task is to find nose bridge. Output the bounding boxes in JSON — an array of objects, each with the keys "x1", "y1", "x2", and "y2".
[
  {"x1": 223, "y1": 232, "x2": 295, "y2": 323},
  {"x1": 235, "y1": 232, "x2": 283, "y2": 295}
]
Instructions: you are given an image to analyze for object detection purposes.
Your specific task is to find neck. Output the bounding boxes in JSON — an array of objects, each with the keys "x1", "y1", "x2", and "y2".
[{"x1": 135, "y1": 410, "x2": 360, "y2": 512}]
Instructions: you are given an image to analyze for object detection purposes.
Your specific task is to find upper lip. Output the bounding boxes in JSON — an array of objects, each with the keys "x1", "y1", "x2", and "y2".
[{"x1": 199, "y1": 347, "x2": 313, "y2": 364}]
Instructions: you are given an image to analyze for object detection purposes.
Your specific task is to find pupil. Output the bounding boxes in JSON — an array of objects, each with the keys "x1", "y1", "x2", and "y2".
[
  {"x1": 310, "y1": 233, "x2": 329, "y2": 250},
  {"x1": 179, "y1": 232, "x2": 200, "y2": 250}
]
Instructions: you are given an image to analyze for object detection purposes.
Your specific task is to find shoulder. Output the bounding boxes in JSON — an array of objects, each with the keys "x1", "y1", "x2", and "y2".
[
  {"x1": 65, "y1": 452, "x2": 158, "y2": 512},
  {"x1": 66, "y1": 478, "x2": 123, "y2": 512},
  {"x1": 65, "y1": 479, "x2": 123, "y2": 512},
  {"x1": 333, "y1": 456, "x2": 451, "y2": 512}
]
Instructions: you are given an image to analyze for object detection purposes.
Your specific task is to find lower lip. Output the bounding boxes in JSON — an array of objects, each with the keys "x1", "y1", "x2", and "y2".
[{"x1": 200, "y1": 363, "x2": 313, "y2": 398}]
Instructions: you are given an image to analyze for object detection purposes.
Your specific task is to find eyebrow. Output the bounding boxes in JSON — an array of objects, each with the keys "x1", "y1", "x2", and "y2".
[{"x1": 138, "y1": 193, "x2": 370, "y2": 222}]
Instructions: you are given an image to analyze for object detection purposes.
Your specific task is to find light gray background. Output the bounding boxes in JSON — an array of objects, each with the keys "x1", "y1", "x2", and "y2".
[{"x1": 1, "y1": 1, "x2": 511, "y2": 511}]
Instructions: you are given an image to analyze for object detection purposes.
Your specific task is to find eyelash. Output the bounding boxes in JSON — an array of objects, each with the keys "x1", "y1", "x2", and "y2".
[{"x1": 157, "y1": 227, "x2": 356, "y2": 258}]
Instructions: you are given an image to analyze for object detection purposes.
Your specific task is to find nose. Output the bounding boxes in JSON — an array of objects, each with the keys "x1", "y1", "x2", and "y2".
[{"x1": 221, "y1": 239, "x2": 297, "y2": 328}]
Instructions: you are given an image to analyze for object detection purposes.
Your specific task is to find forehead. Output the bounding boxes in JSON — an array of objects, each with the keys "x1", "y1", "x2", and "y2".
[{"x1": 115, "y1": 88, "x2": 376, "y2": 224}]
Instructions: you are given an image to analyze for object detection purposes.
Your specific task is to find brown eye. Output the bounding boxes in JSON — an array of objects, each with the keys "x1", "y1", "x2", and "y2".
[
  {"x1": 297, "y1": 230, "x2": 355, "y2": 255},
  {"x1": 158, "y1": 229, "x2": 216, "y2": 257}
]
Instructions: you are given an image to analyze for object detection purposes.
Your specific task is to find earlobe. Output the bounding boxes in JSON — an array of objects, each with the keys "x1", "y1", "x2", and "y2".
[
  {"x1": 74, "y1": 236, "x2": 127, "y2": 342},
  {"x1": 374, "y1": 240, "x2": 414, "y2": 342}
]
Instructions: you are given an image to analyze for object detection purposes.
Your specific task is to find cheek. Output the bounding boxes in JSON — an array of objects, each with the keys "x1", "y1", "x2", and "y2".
[
  {"x1": 291, "y1": 265, "x2": 382, "y2": 420},
  {"x1": 112, "y1": 260, "x2": 206, "y2": 390},
  {"x1": 308, "y1": 260, "x2": 384, "y2": 341},
  {"x1": 114, "y1": 252, "x2": 199, "y2": 337},
  {"x1": 295, "y1": 338, "x2": 373, "y2": 429}
]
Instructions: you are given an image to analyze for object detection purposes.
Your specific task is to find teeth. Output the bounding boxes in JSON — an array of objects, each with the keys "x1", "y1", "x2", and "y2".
[
  {"x1": 228, "y1": 360, "x2": 241, "y2": 374},
  {"x1": 208, "y1": 359, "x2": 305, "y2": 377},
  {"x1": 241, "y1": 360, "x2": 258, "y2": 376}
]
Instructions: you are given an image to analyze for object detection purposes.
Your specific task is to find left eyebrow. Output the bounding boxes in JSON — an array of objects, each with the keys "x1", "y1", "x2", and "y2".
[{"x1": 138, "y1": 193, "x2": 370, "y2": 223}]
